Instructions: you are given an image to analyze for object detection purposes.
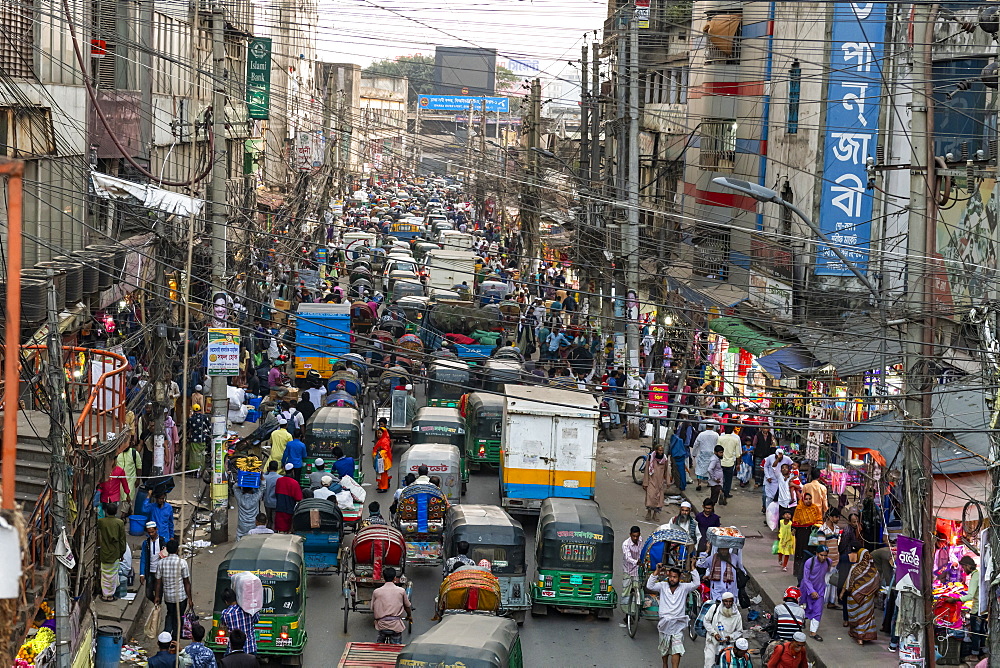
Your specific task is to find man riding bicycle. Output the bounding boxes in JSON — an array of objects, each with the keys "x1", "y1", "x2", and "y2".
[{"x1": 370, "y1": 566, "x2": 412, "y2": 643}]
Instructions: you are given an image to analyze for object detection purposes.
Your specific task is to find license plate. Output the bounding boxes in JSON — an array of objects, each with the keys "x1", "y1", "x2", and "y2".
[
  {"x1": 541, "y1": 590, "x2": 555, "y2": 598},
  {"x1": 595, "y1": 593, "x2": 609, "y2": 601},
  {"x1": 601, "y1": 417, "x2": 610, "y2": 425},
  {"x1": 275, "y1": 638, "x2": 292, "y2": 647},
  {"x1": 569, "y1": 574, "x2": 583, "y2": 584}
]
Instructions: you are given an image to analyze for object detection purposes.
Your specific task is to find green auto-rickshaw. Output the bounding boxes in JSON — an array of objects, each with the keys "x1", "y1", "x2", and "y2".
[
  {"x1": 395, "y1": 614, "x2": 523, "y2": 668},
  {"x1": 531, "y1": 497, "x2": 617, "y2": 619},
  {"x1": 411, "y1": 406, "x2": 467, "y2": 489},
  {"x1": 427, "y1": 359, "x2": 471, "y2": 408},
  {"x1": 206, "y1": 534, "x2": 307, "y2": 661},
  {"x1": 301, "y1": 406, "x2": 363, "y2": 484},
  {"x1": 463, "y1": 391, "x2": 504, "y2": 470}
]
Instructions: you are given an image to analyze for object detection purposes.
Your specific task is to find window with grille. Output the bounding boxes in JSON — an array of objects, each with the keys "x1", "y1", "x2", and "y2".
[
  {"x1": 699, "y1": 119, "x2": 737, "y2": 171},
  {"x1": 787, "y1": 61, "x2": 801, "y2": 134},
  {"x1": 643, "y1": 68, "x2": 688, "y2": 104},
  {"x1": 692, "y1": 225, "x2": 730, "y2": 279},
  {"x1": 0, "y1": 0, "x2": 34, "y2": 78},
  {"x1": 704, "y1": 13, "x2": 741, "y2": 63}
]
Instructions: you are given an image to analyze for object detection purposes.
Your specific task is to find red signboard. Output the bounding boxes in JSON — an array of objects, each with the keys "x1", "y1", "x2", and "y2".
[{"x1": 648, "y1": 384, "x2": 671, "y2": 418}]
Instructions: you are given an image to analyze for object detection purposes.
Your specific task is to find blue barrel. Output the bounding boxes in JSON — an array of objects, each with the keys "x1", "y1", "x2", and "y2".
[
  {"x1": 127, "y1": 515, "x2": 147, "y2": 536},
  {"x1": 133, "y1": 493, "x2": 150, "y2": 517},
  {"x1": 95, "y1": 625, "x2": 123, "y2": 668}
]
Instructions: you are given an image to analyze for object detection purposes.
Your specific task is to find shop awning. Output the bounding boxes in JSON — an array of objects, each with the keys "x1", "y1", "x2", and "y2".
[
  {"x1": 933, "y1": 472, "x2": 990, "y2": 521},
  {"x1": 790, "y1": 321, "x2": 903, "y2": 377},
  {"x1": 708, "y1": 316, "x2": 789, "y2": 357},
  {"x1": 837, "y1": 379, "x2": 990, "y2": 475},
  {"x1": 756, "y1": 345, "x2": 818, "y2": 379},
  {"x1": 703, "y1": 14, "x2": 742, "y2": 56}
]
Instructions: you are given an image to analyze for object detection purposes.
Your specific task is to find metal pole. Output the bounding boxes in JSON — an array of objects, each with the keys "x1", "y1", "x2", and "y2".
[
  {"x1": 46, "y1": 272, "x2": 70, "y2": 668},
  {"x1": 1, "y1": 157, "x2": 23, "y2": 510},
  {"x1": 625, "y1": 16, "x2": 640, "y2": 375},
  {"x1": 210, "y1": 5, "x2": 230, "y2": 544},
  {"x1": 591, "y1": 40, "x2": 601, "y2": 321},
  {"x1": 580, "y1": 43, "x2": 590, "y2": 300}
]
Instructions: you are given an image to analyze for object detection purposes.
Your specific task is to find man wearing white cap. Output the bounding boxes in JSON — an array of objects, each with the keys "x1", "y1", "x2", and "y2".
[
  {"x1": 146, "y1": 632, "x2": 177, "y2": 668},
  {"x1": 701, "y1": 591, "x2": 744, "y2": 668},
  {"x1": 309, "y1": 458, "x2": 328, "y2": 490},
  {"x1": 273, "y1": 463, "x2": 302, "y2": 532},
  {"x1": 138, "y1": 520, "x2": 164, "y2": 601},
  {"x1": 767, "y1": 631, "x2": 809, "y2": 667},
  {"x1": 762, "y1": 448, "x2": 787, "y2": 514},
  {"x1": 404, "y1": 384, "x2": 417, "y2": 424},
  {"x1": 663, "y1": 501, "x2": 701, "y2": 570},
  {"x1": 313, "y1": 475, "x2": 336, "y2": 501},
  {"x1": 717, "y1": 637, "x2": 753, "y2": 668}
]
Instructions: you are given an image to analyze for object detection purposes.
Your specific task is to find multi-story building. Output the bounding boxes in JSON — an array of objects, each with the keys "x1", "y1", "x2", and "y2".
[
  {"x1": 359, "y1": 75, "x2": 409, "y2": 176},
  {"x1": 254, "y1": 0, "x2": 320, "y2": 189}
]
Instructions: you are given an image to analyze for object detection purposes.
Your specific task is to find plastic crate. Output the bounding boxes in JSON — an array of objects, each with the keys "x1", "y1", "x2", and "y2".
[
  {"x1": 245, "y1": 410, "x2": 260, "y2": 423},
  {"x1": 247, "y1": 396, "x2": 263, "y2": 409},
  {"x1": 236, "y1": 470, "x2": 262, "y2": 488}
]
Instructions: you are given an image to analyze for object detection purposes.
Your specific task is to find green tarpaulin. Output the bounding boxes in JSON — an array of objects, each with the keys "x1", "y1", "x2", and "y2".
[{"x1": 708, "y1": 316, "x2": 789, "y2": 357}]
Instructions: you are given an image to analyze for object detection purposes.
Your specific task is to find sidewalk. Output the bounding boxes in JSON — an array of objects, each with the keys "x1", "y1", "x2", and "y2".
[{"x1": 595, "y1": 434, "x2": 897, "y2": 668}]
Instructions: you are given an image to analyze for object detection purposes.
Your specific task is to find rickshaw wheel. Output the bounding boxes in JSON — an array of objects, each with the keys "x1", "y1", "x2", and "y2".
[
  {"x1": 626, "y1": 600, "x2": 639, "y2": 638},
  {"x1": 686, "y1": 592, "x2": 700, "y2": 641}
]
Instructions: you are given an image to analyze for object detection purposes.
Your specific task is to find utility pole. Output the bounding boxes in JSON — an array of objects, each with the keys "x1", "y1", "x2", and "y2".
[
  {"x1": 46, "y1": 273, "x2": 70, "y2": 668},
  {"x1": 625, "y1": 15, "x2": 640, "y2": 375},
  {"x1": 897, "y1": 0, "x2": 935, "y2": 663},
  {"x1": 591, "y1": 39, "x2": 602, "y2": 323},
  {"x1": 521, "y1": 78, "x2": 541, "y2": 276},
  {"x1": 478, "y1": 99, "x2": 487, "y2": 222},
  {"x1": 209, "y1": 5, "x2": 230, "y2": 544},
  {"x1": 319, "y1": 65, "x2": 337, "y2": 209},
  {"x1": 414, "y1": 101, "x2": 422, "y2": 175},
  {"x1": 579, "y1": 42, "x2": 590, "y2": 303}
]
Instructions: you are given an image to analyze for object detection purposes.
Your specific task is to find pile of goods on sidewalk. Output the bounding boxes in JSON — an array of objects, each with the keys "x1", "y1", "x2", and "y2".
[
  {"x1": 14, "y1": 602, "x2": 55, "y2": 667},
  {"x1": 119, "y1": 641, "x2": 150, "y2": 666}
]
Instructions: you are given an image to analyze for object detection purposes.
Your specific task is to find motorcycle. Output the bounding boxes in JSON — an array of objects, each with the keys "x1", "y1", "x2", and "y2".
[{"x1": 599, "y1": 397, "x2": 614, "y2": 441}]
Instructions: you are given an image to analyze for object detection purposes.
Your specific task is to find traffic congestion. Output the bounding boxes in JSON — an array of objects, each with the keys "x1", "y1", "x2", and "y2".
[{"x1": 121, "y1": 175, "x2": 812, "y2": 668}]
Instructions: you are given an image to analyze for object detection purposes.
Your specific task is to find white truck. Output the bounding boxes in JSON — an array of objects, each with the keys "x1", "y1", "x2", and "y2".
[
  {"x1": 500, "y1": 386, "x2": 599, "y2": 513},
  {"x1": 425, "y1": 249, "x2": 476, "y2": 293}
]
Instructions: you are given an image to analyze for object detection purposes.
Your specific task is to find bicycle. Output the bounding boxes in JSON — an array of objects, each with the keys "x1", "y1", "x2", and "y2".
[{"x1": 631, "y1": 444, "x2": 652, "y2": 485}]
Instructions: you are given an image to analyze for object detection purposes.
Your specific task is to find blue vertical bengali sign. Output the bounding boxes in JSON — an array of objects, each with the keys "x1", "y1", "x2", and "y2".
[{"x1": 815, "y1": 2, "x2": 886, "y2": 275}]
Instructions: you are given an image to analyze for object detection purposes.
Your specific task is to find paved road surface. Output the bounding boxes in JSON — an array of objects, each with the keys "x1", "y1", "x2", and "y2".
[{"x1": 302, "y1": 413, "x2": 720, "y2": 668}]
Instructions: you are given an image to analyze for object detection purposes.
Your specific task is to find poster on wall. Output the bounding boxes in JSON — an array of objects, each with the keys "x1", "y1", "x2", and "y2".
[{"x1": 207, "y1": 328, "x2": 241, "y2": 376}]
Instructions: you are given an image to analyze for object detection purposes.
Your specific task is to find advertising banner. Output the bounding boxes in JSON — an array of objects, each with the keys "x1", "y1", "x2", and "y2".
[
  {"x1": 815, "y1": 2, "x2": 886, "y2": 275},
  {"x1": 648, "y1": 384, "x2": 671, "y2": 418},
  {"x1": 207, "y1": 328, "x2": 241, "y2": 376},
  {"x1": 894, "y1": 535, "x2": 924, "y2": 595},
  {"x1": 417, "y1": 95, "x2": 509, "y2": 113}
]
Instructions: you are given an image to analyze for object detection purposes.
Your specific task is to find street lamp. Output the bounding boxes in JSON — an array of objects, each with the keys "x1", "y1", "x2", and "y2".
[{"x1": 711, "y1": 176, "x2": 879, "y2": 300}]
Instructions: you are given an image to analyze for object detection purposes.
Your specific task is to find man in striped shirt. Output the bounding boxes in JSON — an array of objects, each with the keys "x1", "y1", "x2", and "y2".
[
  {"x1": 621, "y1": 526, "x2": 642, "y2": 614},
  {"x1": 220, "y1": 588, "x2": 260, "y2": 655}
]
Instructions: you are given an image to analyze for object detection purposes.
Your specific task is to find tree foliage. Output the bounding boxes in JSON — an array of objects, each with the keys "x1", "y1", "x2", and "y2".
[{"x1": 363, "y1": 54, "x2": 519, "y2": 106}]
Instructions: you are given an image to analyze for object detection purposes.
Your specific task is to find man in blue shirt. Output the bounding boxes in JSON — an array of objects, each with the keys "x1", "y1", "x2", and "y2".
[
  {"x1": 148, "y1": 492, "x2": 174, "y2": 542},
  {"x1": 147, "y1": 632, "x2": 177, "y2": 668},
  {"x1": 181, "y1": 624, "x2": 217, "y2": 667},
  {"x1": 281, "y1": 436, "x2": 307, "y2": 481},
  {"x1": 332, "y1": 446, "x2": 356, "y2": 480}
]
